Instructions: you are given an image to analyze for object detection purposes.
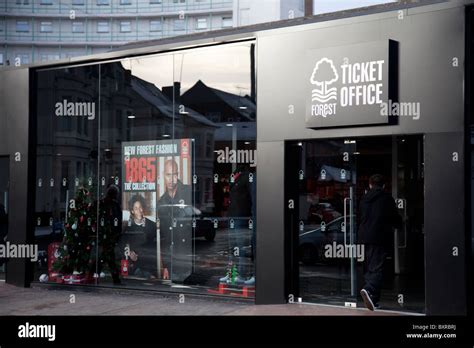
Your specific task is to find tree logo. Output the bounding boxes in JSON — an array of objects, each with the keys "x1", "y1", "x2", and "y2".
[{"x1": 310, "y1": 58, "x2": 339, "y2": 103}]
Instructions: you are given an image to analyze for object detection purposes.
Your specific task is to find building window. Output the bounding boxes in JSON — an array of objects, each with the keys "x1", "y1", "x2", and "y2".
[
  {"x1": 15, "y1": 54, "x2": 29, "y2": 65},
  {"x1": 40, "y1": 54, "x2": 60, "y2": 61},
  {"x1": 0, "y1": 53, "x2": 3, "y2": 65},
  {"x1": 222, "y1": 16, "x2": 232, "y2": 28},
  {"x1": 120, "y1": 0, "x2": 131, "y2": 4},
  {"x1": 196, "y1": 18, "x2": 207, "y2": 30},
  {"x1": 72, "y1": 21, "x2": 84, "y2": 33},
  {"x1": 0, "y1": 21, "x2": 4, "y2": 32},
  {"x1": 72, "y1": 0, "x2": 85, "y2": 5},
  {"x1": 40, "y1": 0, "x2": 53, "y2": 4},
  {"x1": 40, "y1": 21, "x2": 53, "y2": 33},
  {"x1": 120, "y1": 21, "x2": 132, "y2": 32},
  {"x1": 150, "y1": 20, "x2": 162, "y2": 32},
  {"x1": 16, "y1": 21, "x2": 29, "y2": 32},
  {"x1": 150, "y1": 0, "x2": 162, "y2": 3},
  {"x1": 173, "y1": 0, "x2": 186, "y2": 3},
  {"x1": 16, "y1": 0, "x2": 30, "y2": 4},
  {"x1": 174, "y1": 19, "x2": 185, "y2": 31},
  {"x1": 97, "y1": 21, "x2": 109, "y2": 33},
  {"x1": 97, "y1": 0, "x2": 109, "y2": 5}
]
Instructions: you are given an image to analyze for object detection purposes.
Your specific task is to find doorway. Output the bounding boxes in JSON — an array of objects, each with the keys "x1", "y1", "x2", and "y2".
[{"x1": 285, "y1": 135, "x2": 425, "y2": 313}]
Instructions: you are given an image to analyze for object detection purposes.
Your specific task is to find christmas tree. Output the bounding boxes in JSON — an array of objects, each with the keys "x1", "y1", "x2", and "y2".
[{"x1": 52, "y1": 186, "x2": 96, "y2": 275}]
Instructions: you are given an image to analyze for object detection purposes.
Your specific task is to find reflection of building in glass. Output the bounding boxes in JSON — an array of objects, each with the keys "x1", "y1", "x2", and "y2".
[
  {"x1": 35, "y1": 62, "x2": 219, "y2": 221},
  {"x1": 181, "y1": 78, "x2": 256, "y2": 215},
  {"x1": 35, "y1": 54, "x2": 257, "y2": 220},
  {"x1": 32, "y1": 40, "x2": 256, "y2": 296}
]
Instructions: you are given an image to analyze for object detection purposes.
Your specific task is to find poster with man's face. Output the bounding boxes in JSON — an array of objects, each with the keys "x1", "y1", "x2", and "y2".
[{"x1": 122, "y1": 139, "x2": 193, "y2": 282}]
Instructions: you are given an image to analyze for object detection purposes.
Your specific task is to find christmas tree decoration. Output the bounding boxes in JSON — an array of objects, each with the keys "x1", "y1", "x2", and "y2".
[
  {"x1": 231, "y1": 264, "x2": 238, "y2": 285},
  {"x1": 52, "y1": 185, "x2": 96, "y2": 277}
]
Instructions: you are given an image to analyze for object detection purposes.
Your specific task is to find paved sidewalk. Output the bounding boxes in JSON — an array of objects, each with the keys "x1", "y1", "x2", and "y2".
[{"x1": 0, "y1": 281, "x2": 400, "y2": 316}]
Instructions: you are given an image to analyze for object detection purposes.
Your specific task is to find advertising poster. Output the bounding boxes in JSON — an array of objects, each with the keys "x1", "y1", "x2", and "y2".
[{"x1": 122, "y1": 139, "x2": 193, "y2": 282}]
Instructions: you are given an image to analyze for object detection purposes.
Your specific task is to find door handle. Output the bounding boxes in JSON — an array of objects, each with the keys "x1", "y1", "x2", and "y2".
[{"x1": 343, "y1": 197, "x2": 350, "y2": 245}]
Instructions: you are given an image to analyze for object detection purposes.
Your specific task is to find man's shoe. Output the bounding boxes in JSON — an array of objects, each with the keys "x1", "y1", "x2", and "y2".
[{"x1": 360, "y1": 289, "x2": 375, "y2": 311}]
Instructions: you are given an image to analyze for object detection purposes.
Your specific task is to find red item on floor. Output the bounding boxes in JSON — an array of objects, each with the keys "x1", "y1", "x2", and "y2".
[{"x1": 120, "y1": 259, "x2": 129, "y2": 276}]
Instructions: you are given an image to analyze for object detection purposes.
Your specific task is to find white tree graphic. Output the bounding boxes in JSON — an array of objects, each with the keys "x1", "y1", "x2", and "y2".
[{"x1": 310, "y1": 58, "x2": 339, "y2": 102}]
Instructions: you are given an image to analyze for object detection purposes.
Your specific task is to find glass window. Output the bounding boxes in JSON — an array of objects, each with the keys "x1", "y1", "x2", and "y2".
[
  {"x1": 196, "y1": 18, "x2": 207, "y2": 30},
  {"x1": 0, "y1": 21, "x2": 4, "y2": 32},
  {"x1": 97, "y1": 21, "x2": 109, "y2": 33},
  {"x1": 72, "y1": 0, "x2": 85, "y2": 5},
  {"x1": 40, "y1": 22, "x2": 53, "y2": 33},
  {"x1": 15, "y1": 54, "x2": 29, "y2": 64},
  {"x1": 120, "y1": 21, "x2": 132, "y2": 33},
  {"x1": 16, "y1": 21, "x2": 29, "y2": 32},
  {"x1": 0, "y1": 53, "x2": 3, "y2": 65},
  {"x1": 40, "y1": 0, "x2": 53, "y2": 4},
  {"x1": 222, "y1": 16, "x2": 232, "y2": 28},
  {"x1": 33, "y1": 41, "x2": 257, "y2": 299},
  {"x1": 72, "y1": 21, "x2": 84, "y2": 33},
  {"x1": 40, "y1": 54, "x2": 60, "y2": 61},
  {"x1": 34, "y1": 65, "x2": 100, "y2": 287},
  {"x1": 174, "y1": 19, "x2": 185, "y2": 31},
  {"x1": 150, "y1": 0, "x2": 162, "y2": 3},
  {"x1": 97, "y1": 0, "x2": 109, "y2": 5},
  {"x1": 150, "y1": 20, "x2": 162, "y2": 32},
  {"x1": 120, "y1": 0, "x2": 131, "y2": 4},
  {"x1": 171, "y1": 42, "x2": 257, "y2": 293}
]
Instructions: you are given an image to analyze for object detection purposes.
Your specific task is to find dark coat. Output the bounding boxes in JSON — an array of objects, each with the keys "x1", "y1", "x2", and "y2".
[
  {"x1": 227, "y1": 171, "x2": 252, "y2": 217},
  {"x1": 357, "y1": 188, "x2": 403, "y2": 245},
  {"x1": 157, "y1": 181, "x2": 192, "y2": 271}
]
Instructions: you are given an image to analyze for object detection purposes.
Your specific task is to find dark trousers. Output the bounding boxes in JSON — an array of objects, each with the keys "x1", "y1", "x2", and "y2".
[{"x1": 362, "y1": 244, "x2": 386, "y2": 304}]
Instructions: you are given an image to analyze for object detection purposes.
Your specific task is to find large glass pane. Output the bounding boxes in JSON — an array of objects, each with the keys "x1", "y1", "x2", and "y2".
[
  {"x1": 97, "y1": 54, "x2": 175, "y2": 288},
  {"x1": 34, "y1": 65, "x2": 100, "y2": 285},
  {"x1": 294, "y1": 139, "x2": 357, "y2": 305},
  {"x1": 175, "y1": 42, "x2": 257, "y2": 297}
]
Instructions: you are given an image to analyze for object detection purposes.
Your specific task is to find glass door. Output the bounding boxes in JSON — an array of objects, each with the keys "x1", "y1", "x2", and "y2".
[
  {"x1": 286, "y1": 135, "x2": 425, "y2": 312},
  {"x1": 287, "y1": 139, "x2": 358, "y2": 306}
]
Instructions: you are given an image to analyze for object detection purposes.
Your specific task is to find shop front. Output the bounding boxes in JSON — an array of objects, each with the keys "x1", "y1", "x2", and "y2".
[{"x1": 0, "y1": 0, "x2": 471, "y2": 316}]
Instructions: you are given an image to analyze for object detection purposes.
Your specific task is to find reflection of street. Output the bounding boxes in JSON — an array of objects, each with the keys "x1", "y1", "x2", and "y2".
[
  {"x1": 136, "y1": 226, "x2": 254, "y2": 288},
  {"x1": 189, "y1": 226, "x2": 254, "y2": 286}
]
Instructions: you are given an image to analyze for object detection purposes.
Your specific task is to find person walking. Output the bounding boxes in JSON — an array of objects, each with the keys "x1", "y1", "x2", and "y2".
[{"x1": 358, "y1": 174, "x2": 402, "y2": 311}]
